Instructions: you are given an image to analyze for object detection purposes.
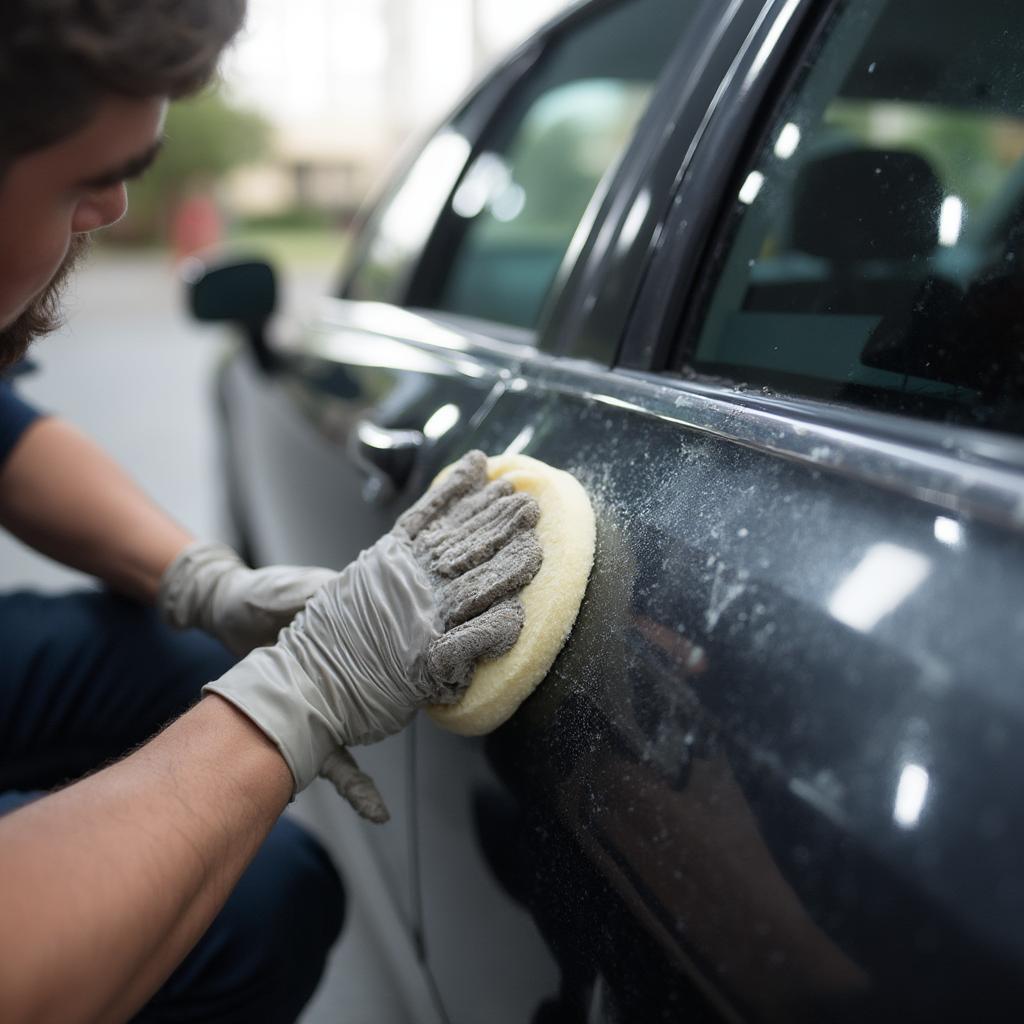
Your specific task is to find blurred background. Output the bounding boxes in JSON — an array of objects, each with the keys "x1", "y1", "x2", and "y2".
[
  {"x1": 118, "y1": 0, "x2": 575, "y2": 276},
  {"x1": 0, "y1": 0, "x2": 573, "y2": 593}
]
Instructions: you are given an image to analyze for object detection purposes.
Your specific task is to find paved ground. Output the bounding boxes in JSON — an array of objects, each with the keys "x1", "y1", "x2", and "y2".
[{"x1": 0, "y1": 251, "x2": 395, "y2": 1023}]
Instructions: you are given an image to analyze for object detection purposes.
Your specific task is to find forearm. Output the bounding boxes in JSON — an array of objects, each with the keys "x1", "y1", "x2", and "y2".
[
  {"x1": 0, "y1": 695, "x2": 293, "y2": 1024},
  {"x1": 0, "y1": 417, "x2": 194, "y2": 602}
]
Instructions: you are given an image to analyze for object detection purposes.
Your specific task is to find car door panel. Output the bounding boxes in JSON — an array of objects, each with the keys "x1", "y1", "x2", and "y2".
[
  {"x1": 226, "y1": 304, "x2": 520, "y2": 563},
  {"x1": 411, "y1": 358, "x2": 1024, "y2": 1022}
]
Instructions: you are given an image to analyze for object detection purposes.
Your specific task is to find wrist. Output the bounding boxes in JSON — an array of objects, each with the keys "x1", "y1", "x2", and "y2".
[
  {"x1": 202, "y1": 644, "x2": 335, "y2": 796},
  {"x1": 192, "y1": 693, "x2": 294, "y2": 809},
  {"x1": 158, "y1": 540, "x2": 243, "y2": 630}
]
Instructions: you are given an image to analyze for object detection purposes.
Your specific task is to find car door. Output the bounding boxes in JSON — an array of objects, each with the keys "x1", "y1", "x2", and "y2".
[
  {"x1": 396, "y1": 2, "x2": 804, "y2": 1021},
  {"x1": 410, "y1": 1, "x2": 1024, "y2": 1023},
  {"x1": 221, "y1": 0, "x2": 720, "y2": 1014}
]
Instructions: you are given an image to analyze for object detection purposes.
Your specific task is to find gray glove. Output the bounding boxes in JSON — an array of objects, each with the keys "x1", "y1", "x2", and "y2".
[
  {"x1": 203, "y1": 451, "x2": 542, "y2": 822},
  {"x1": 159, "y1": 543, "x2": 337, "y2": 656}
]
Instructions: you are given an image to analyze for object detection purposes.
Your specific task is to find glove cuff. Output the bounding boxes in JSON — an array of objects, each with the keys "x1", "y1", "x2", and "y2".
[
  {"x1": 158, "y1": 540, "x2": 245, "y2": 631},
  {"x1": 203, "y1": 644, "x2": 338, "y2": 796}
]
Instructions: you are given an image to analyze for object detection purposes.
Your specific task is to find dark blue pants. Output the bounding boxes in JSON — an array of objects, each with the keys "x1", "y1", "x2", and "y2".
[{"x1": 0, "y1": 589, "x2": 344, "y2": 1023}]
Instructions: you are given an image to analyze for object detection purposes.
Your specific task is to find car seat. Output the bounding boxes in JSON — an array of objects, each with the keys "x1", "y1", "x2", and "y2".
[{"x1": 745, "y1": 146, "x2": 945, "y2": 317}]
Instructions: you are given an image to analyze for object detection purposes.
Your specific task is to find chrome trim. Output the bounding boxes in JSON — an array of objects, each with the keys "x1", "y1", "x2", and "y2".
[
  {"x1": 295, "y1": 298, "x2": 536, "y2": 368},
  {"x1": 517, "y1": 353, "x2": 1024, "y2": 531},
  {"x1": 290, "y1": 297, "x2": 1024, "y2": 530},
  {"x1": 354, "y1": 420, "x2": 424, "y2": 452},
  {"x1": 304, "y1": 329, "x2": 491, "y2": 380}
]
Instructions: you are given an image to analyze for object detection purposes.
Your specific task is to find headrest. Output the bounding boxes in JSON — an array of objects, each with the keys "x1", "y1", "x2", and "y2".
[{"x1": 790, "y1": 147, "x2": 944, "y2": 263}]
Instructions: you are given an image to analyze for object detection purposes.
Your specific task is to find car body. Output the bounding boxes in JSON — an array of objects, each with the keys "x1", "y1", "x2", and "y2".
[{"x1": 190, "y1": 0, "x2": 1024, "y2": 1020}]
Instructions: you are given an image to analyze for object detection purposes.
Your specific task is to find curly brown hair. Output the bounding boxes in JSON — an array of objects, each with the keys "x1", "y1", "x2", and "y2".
[{"x1": 0, "y1": 0, "x2": 247, "y2": 160}]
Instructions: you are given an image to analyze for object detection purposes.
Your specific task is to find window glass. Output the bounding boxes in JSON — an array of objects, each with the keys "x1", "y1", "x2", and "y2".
[
  {"x1": 688, "y1": 0, "x2": 1024, "y2": 434},
  {"x1": 429, "y1": 0, "x2": 700, "y2": 331},
  {"x1": 345, "y1": 129, "x2": 473, "y2": 304}
]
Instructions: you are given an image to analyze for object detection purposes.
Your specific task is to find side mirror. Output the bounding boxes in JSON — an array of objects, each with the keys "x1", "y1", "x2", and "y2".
[{"x1": 182, "y1": 256, "x2": 279, "y2": 372}]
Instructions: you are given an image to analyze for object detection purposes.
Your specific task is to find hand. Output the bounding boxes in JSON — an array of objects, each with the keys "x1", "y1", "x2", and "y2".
[
  {"x1": 158, "y1": 544, "x2": 337, "y2": 656},
  {"x1": 203, "y1": 451, "x2": 543, "y2": 821}
]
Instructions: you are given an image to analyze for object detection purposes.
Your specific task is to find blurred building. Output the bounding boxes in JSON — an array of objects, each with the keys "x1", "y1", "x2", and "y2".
[{"x1": 222, "y1": 0, "x2": 573, "y2": 219}]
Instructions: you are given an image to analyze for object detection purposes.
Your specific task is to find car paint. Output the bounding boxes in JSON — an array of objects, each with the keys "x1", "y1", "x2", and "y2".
[{"x1": 213, "y1": 0, "x2": 1024, "y2": 1019}]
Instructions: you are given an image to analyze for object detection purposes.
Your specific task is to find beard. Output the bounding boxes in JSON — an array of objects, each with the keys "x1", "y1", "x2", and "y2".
[{"x1": 0, "y1": 233, "x2": 92, "y2": 373}]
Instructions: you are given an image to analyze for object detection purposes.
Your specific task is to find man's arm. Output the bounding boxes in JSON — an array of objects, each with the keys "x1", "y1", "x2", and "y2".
[
  {"x1": 0, "y1": 694, "x2": 293, "y2": 1024},
  {"x1": 0, "y1": 416, "x2": 193, "y2": 601},
  {"x1": 0, "y1": 448, "x2": 544, "y2": 1021}
]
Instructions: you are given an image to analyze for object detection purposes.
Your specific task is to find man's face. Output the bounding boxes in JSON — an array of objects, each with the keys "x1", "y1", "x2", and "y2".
[{"x1": 0, "y1": 94, "x2": 167, "y2": 370}]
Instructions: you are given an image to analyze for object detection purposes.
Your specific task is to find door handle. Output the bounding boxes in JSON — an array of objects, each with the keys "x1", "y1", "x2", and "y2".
[{"x1": 350, "y1": 419, "x2": 424, "y2": 503}]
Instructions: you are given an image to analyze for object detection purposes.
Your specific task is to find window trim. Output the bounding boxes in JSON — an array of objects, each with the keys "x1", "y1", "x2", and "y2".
[
  {"x1": 539, "y1": 0, "x2": 760, "y2": 364},
  {"x1": 615, "y1": 0, "x2": 827, "y2": 372},
  {"x1": 515, "y1": 347, "x2": 1024, "y2": 530}
]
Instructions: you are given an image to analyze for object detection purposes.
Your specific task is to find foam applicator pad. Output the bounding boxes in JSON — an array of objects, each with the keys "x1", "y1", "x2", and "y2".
[{"x1": 428, "y1": 454, "x2": 596, "y2": 736}]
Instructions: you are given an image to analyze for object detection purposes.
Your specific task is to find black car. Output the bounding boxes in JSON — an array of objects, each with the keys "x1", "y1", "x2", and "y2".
[{"x1": 188, "y1": 0, "x2": 1024, "y2": 1020}]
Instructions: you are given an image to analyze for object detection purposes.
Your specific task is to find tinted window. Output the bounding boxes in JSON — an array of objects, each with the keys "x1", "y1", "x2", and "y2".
[
  {"x1": 687, "y1": 0, "x2": 1024, "y2": 434},
  {"x1": 426, "y1": 0, "x2": 699, "y2": 332}
]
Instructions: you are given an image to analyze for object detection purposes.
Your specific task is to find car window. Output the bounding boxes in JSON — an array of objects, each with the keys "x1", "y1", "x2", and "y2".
[
  {"x1": 683, "y1": 0, "x2": 1024, "y2": 435},
  {"x1": 344, "y1": 126, "x2": 474, "y2": 306},
  {"x1": 422, "y1": 0, "x2": 701, "y2": 333}
]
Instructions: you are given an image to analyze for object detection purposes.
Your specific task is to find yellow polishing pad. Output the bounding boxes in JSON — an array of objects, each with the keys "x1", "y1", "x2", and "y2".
[{"x1": 428, "y1": 454, "x2": 596, "y2": 736}]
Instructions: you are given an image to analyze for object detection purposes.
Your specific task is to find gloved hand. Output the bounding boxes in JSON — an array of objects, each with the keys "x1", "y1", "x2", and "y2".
[
  {"x1": 158, "y1": 543, "x2": 337, "y2": 657},
  {"x1": 203, "y1": 451, "x2": 542, "y2": 822}
]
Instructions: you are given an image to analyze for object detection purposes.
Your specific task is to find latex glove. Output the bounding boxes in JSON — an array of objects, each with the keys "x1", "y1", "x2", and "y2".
[
  {"x1": 204, "y1": 451, "x2": 542, "y2": 822},
  {"x1": 159, "y1": 543, "x2": 337, "y2": 656}
]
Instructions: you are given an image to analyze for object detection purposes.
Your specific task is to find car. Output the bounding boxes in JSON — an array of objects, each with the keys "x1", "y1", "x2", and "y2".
[{"x1": 186, "y1": 0, "x2": 1024, "y2": 1019}]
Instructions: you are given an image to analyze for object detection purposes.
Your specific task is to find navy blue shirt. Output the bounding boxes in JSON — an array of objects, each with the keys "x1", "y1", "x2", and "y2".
[{"x1": 0, "y1": 379, "x2": 42, "y2": 466}]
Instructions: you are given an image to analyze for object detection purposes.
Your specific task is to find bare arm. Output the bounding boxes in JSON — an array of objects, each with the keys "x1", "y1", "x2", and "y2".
[
  {"x1": 0, "y1": 695, "x2": 293, "y2": 1024},
  {"x1": 0, "y1": 416, "x2": 194, "y2": 602}
]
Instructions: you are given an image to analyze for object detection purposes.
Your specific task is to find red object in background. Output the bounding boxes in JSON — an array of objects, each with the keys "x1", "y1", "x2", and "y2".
[{"x1": 171, "y1": 192, "x2": 223, "y2": 262}]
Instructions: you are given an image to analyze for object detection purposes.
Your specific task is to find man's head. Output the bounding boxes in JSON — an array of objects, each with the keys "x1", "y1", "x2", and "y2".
[{"x1": 0, "y1": 0, "x2": 246, "y2": 370}]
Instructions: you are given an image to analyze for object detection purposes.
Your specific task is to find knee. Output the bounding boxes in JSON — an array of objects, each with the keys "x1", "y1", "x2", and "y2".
[
  {"x1": 103, "y1": 595, "x2": 237, "y2": 719},
  {"x1": 212, "y1": 818, "x2": 345, "y2": 1020},
  {"x1": 252, "y1": 817, "x2": 346, "y2": 960},
  {"x1": 150, "y1": 818, "x2": 344, "y2": 1023}
]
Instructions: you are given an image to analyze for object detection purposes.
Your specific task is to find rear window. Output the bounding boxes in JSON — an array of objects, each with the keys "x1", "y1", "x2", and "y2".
[{"x1": 684, "y1": 0, "x2": 1024, "y2": 434}]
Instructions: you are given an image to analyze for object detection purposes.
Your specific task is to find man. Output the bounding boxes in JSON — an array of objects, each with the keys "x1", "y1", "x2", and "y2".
[{"x1": 0, "y1": 4, "x2": 542, "y2": 1022}]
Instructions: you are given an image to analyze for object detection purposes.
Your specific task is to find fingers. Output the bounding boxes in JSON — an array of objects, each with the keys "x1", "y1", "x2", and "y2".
[
  {"x1": 391, "y1": 454, "x2": 544, "y2": 693},
  {"x1": 395, "y1": 450, "x2": 488, "y2": 540},
  {"x1": 429, "y1": 493, "x2": 541, "y2": 578},
  {"x1": 246, "y1": 566, "x2": 338, "y2": 620},
  {"x1": 439, "y1": 531, "x2": 543, "y2": 628},
  {"x1": 215, "y1": 565, "x2": 339, "y2": 656},
  {"x1": 320, "y1": 748, "x2": 391, "y2": 823},
  {"x1": 415, "y1": 478, "x2": 515, "y2": 552},
  {"x1": 274, "y1": 566, "x2": 339, "y2": 606},
  {"x1": 425, "y1": 597, "x2": 525, "y2": 700}
]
